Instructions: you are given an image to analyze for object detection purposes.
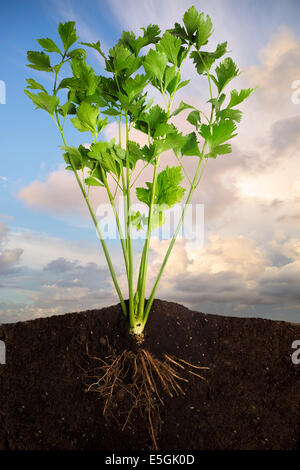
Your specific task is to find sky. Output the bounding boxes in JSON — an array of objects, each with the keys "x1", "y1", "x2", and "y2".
[{"x1": 0, "y1": 0, "x2": 300, "y2": 324}]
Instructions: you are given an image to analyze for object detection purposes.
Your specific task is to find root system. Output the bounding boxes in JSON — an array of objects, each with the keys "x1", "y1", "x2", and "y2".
[{"x1": 85, "y1": 342, "x2": 209, "y2": 449}]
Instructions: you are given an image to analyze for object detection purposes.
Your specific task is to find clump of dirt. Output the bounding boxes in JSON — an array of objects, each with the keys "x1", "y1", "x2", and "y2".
[{"x1": 0, "y1": 299, "x2": 299, "y2": 450}]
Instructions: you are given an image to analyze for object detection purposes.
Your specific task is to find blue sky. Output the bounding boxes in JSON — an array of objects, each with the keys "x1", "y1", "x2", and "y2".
[{"x1": 0, "y1": 0, "x2": 300, "y2": 323}]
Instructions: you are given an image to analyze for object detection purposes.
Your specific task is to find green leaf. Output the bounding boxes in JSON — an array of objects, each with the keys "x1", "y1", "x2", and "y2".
[
  {"x1": 140, "y1": 144, "x2": 155, "y2": 163},
  {"x1": 102, "y1": 108, "x2": 120, "y2": 116},
  {"x1": 196, "y1": 13, "x2": 213, "y2": 49},
  {"x1": 89, "y1": 165, "x2": 104, "y2": 182},
  {"x1": 67, "y1": 48, "x2": 87, "y2": 60},
  {"x1": 27, "y1": 51, "x2": 52, "y2": 72},
  {"x1": 97, "y1": 117, "x2": 109, "y2": 133},
  {"x1": 71, "y1": 101, "x2": 99, "y2": 133},
  {"x1": 169, "y1": 22, "x2": 189, "y2": 42},
  {"x1": 116, "y1": 31, "x2": 138, "y2": 54},
  {"x1": 136, "y1": 187, "x2": 151, "y2": 206},
  {"x1": 212, "y1": 58, "x2": 239, "y2": 93},
  {"x1": 177, "y1": 79, "x2": 190, "y2": 90},
  {"x1": 172, "y1": 100, "x2": 194, "y2": 116},
  {"x1": 58, "y1": 101, "x2": 76, "y2": 117},
  {"x1": 69, "y1": 59, "x2": 100, "y2": 100},
  {"x1": 24, "y1": 90, "x2": 59, "y2": 115},
  {"x1": 153, "y1": 122, "x2": 177, "y2": 138},
  {"x1": 109, "y1": 45, "x2": 130, "y2": 72},
  {"x1": 228, "y1": 88, "x2": 256, "y2": 108},
  {"x1": 155, "y1": 166, "x2": 185, "y2": 207},
  {"x1": 139, "y1": 24, "x2": 161, "y2": 49},
  {"x1": 205, "y1": 143, "x2": 232, "y2": 158},
  {"x1": 143, "y1": 49, "x2": 168, "y2": 83},
  {"x1": 187, "y1": 110, "x2": 201, "y2": 129},
  {"x1": 190, "y1": 42, "x2": 227, "y2": 74},
  {"x1": 58, "y1": 21, "x2": 78, "y2": 52},
  {"x1": 165, "y1": 74, "x2": 179, "y2": 95},
  {"x1": 88, "y1": 141, "x2": 110, "y2": 161},
  {"x1": 117, "y1": 25, "x2": 161, "y2": 56},
  {"x1": 180, "y1": 132, "x2": 201, "y2": 157},
  {"x1": 217, "y1": 108, "x2": 242, "y2": 123},
  {"x1": 200, "y1": 119, "x2": 237, "y2": 157},
  {"x1": 37, "y1": 38, "x2": 62, "y2": 55},
  {"x1": 108, "y1": 45, "x2": 142, "y2": 77},
  {"x1": 130, "y1": 211, "x2": 148, "y2": 231},
  {"x1": 61, "y1": 145, "x2": 83, "y2": 170},
  {"x1": 115, "y1": 145, "x2": 126, "y2": 160},
  {"x1": 157, "y1": 31, "x2": 181, "y2": 65},
  {"x1": 153, "y1": 131, "x2": 186, "y2": 155},
  {"x1": 173, "y1": 7, "x2": 213, "y2": 47},
  {"x1": 56, "y1": 77, "x2": 75, "y2": 92},
  {"x1": 127, "y1": 141, "x2": 145, "y2": 169},
  {"x1": 70, "y1": 117, "x2": 89, "y2": 132},
  {"x1": 137, "y1": 166, "x2": 185, "y2": 209},
  {"x1": 26, "y1": 78, "x2": 47, "y2": 93},
  {"x1": 132, "y1": 210, "x2": 166, "y2": 231},
  {"x1": 135, "y1": 104, "x2": 168, "y2": 137},
  {"x1": 201, "y1": 119, "x2": 237, "y2": 146},
  {"x1": 164, "y1": 66, "x2": 177, "y2": 91},
  {"x1": 80, "y1": 41, "x2": 105, "y2": 58},
  {"x1": 123, "y1": 74, "x2": 148, "y2": 102},
  {"x1": 183, "y1": 6, "x2": 201, "y2": 38},
  {"x1": 163, "y1": 71, "x2": 178, "y2": 96},
  {"x1": 88, "y1": 140, "x2": 122, "y2": 178},
  {"x1": 208, "y1": 93, "x2": 226, "y2": 113},
  {"x1": 85, "y1": 176, "x2": 104, "y2": 186}
]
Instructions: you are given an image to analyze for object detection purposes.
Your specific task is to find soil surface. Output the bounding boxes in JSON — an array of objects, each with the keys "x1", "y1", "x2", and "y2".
[{"x1": 0, "y1": 299, "x2": 299, "y2": 450}]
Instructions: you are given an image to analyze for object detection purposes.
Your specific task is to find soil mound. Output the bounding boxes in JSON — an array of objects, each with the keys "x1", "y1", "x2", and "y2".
[{"x1": 0, "y1": 299, "x2": 299, "y2": 450}]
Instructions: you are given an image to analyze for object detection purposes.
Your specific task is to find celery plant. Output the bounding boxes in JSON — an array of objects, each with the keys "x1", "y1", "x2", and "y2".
[{"x1": 25, "y1": 6, "x2": 255, "y2": 338}]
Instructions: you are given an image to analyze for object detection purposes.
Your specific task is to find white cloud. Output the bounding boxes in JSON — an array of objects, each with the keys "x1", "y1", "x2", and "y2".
[
  {"x1": 0, "y1": 227, "x2": 123, "y2": 323},
  {"x1": 0, "y1": 222, "x2": 23, "y2": 275},
  {"x1": 146, "y1": 232, "x2": 300, "y2": 322},
  {"x1": 5, "y1": 227, "x2": 123, "y2": 271},
  {"x1": 17, "y1": 166, "x2": 113, "y2": 222}
]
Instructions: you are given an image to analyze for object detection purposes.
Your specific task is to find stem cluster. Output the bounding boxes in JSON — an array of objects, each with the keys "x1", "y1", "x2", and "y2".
[{"x1": 25, "y1": 7, "x2": 254, "y2": 337}]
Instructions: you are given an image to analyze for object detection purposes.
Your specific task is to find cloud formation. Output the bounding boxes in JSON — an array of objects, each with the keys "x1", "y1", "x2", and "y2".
[
  {"x1": 4, "y1": 13, "x2": 300, "y2": 324},
  {"x1": 0, "y1": 222, "x2": 23, "y2": 275}
]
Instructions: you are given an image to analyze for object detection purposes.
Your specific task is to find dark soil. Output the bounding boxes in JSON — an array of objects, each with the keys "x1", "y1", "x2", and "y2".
[{"x1": 0, "y1": 299, "x2": 299, "y2": 450}]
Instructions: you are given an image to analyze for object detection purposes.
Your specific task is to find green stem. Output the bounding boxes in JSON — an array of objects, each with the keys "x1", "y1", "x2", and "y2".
[
  {"x1": 136, "y1": 243, "x2": 147, "y2": 293},
  {"x1": 130, "y1": 161, "x2": 151, "y2": 188},
  {"x1": 173, "y1": 150, "x2": 192, "y2": 185},
  {"x1": 100, "y1": 167, "x2": 130, "y2": 278},
  {"x1": 136, "y1": 155, "x2": 160, "y2": 323},
  {"x1": 134, "y1": 47, "x2": 192, "y2": 331},
  {"x1": 143, "y1": 151, "x2": 206, "y2": 325},
  {"x1": 125, "y1": 113, "x2": 135, "y2": 326},
  {"x1": 143, "y1": 62, "x2": 215, "y2": 324}
]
